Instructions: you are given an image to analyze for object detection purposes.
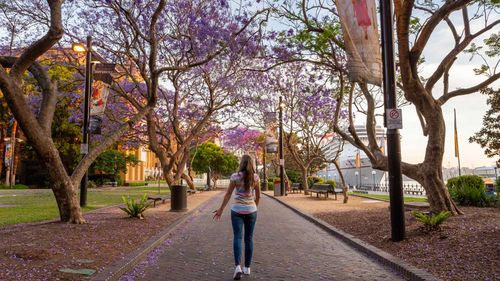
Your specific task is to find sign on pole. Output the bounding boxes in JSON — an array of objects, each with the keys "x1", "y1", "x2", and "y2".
[
  {"x1": 386, "y1": 109, "x2": 402, "y2": 129},
  {"x1": 264, "y1": 112, "x2": 278, "y2": 153},
  {"x1": 335, "y1": 0, "x2": 382, "y2": 85}
]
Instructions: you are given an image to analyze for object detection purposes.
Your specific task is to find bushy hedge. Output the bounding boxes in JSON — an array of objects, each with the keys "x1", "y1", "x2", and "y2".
[
  {"x1": 89, "y1": 174, "x2": 118, "y2": 186},
  {"x1": 325, "y1": 180, "x2": 337, "y2": 188},
  {"x1": 446, "y1": 175, "x2": 484, "y2": 190},
  {"x1": 286, "y1": 170, "x2": 301, "y2": 184},
  {"x1": 447, "y1": 175, "x2": 497, "y2": 207},
  {"x1": 496, "y1": 177, "x2": 500, "y2": 194},
  {"x1": 307, "y1": 176, "x2": 324, "y2": 188}
]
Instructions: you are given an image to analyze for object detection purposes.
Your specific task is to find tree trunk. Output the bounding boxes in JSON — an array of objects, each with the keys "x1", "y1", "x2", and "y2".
[
  {"x1": 301, "y1": 168, "x2": 309, "y2": 195},
  {"x1": 418, "y1": 100, "x2": 461, "y2": 214},
  {"x1": 420, "y1": 170, "x2": 461, "y2": 214},
  {"x1": 333, "y1": 160, "x2": 349, "y2": 203},
  {"x1": 0, "y1": 126, "x2": 5, "y2": 180},
  {"x1": 51, "y1": 179, "x2": 84, "y2": 223},
  {"x1": 212, "y1": 176, "x2": 219, "y2": 189},
  {"x1": 43, "y1": 149, "x2": 85, "y2": 223},
  {"x1": 11, "y1": 124, "x2": 21, "y2": 186},
  {"x1": 181, "y1": 173, "x2": 194, "y2": 189}
]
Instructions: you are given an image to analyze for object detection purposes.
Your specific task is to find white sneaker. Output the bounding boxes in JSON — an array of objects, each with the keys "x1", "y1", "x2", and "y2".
[
  {"x1": 243, "y1": 267, "x2": 251, "y2": 275},
  {"x1": 233, "y1": 265, "x2": 242, "y2": 280}
]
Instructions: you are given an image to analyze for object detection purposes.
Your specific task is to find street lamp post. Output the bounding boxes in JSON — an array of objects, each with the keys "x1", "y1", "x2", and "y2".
[
  {"x1": 278, "y1": 96, "x2": 285, "y2": 196},
  {"x1": 72, "y1": 35, "x2": 93, "y2": 207},
  {"x1": 372, "y1": 170, "x2": 376, "y2": 190},
  {"x1": 262, "y1": 142, "x2": 267, "y2": 191},
  {"x1": 380, "y1": 0, "x2": 405, "y2": 241}
]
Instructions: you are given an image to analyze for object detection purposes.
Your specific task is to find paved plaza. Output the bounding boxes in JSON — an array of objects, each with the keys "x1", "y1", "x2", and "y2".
[{"x1": 122, "y1": 192, "x2": 405, "y2": 281}]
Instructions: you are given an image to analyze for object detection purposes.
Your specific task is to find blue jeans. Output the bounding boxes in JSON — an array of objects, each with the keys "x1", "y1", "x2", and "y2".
[{"x1": 231, "y1": 210, "x2": 257, "y2": 267}]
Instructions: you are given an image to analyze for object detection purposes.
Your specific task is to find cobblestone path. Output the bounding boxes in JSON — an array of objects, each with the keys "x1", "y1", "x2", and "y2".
[{"x1": 122, "y1": 192, "x2": 404, "y2": 281}]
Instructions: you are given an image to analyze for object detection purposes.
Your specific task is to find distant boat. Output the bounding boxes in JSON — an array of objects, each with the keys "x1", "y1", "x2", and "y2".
[{"x1": 318, "y1": 125, "x2": 386, "y2": 188}]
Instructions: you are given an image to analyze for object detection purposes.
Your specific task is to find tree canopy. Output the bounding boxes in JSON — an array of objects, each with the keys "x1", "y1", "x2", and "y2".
[
  {"x1": 191, "y1": 142, "x2": 238, "y2": 180},
  {"x1": 470, "y1": 88, "x2": 500, "y2": 166}
]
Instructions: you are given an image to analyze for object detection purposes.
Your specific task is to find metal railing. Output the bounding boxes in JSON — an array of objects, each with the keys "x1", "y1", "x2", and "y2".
[{"x1": 354, "y1": 183, "x2": 426, "y2": 196}]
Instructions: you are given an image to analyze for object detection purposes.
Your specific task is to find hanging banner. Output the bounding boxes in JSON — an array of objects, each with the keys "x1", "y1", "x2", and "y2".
[
  {"x1": 335, "y1": 0, "x2": 382, "y2": 85},
  {"x1": 88, "y1": 80, "x2": 110, "y2": 134},
  {"x1": 4, "y1": 143, "x2": 12, "y2": 167},
  {"x1": 88, "y1": 63, "x2": 115, "y2": 134},
  {"x1": 264, "y1": 112, "x2": 278, "y2": 153}
]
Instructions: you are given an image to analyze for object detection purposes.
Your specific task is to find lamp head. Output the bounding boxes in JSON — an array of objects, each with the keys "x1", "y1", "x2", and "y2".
[{"x1": 71, "y1": 43, "x2": 86, "y2": 53}]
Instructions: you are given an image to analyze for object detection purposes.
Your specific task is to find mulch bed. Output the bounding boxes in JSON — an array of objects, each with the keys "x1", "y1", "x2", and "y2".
[
  {"x1": 0, "y1": 205, "x2": 184, "y2": 280},
  {"x1": 314, "y1": 206, "x2": 500, "y2": 281}
]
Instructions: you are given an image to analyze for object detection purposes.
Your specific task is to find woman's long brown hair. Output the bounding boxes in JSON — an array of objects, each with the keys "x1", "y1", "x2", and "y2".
[{"x1": 238, "y1": 155, "x2": 255, "y2": 192}]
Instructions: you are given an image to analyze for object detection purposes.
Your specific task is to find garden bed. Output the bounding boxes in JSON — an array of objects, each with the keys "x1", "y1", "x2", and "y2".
[
  {"x1": 0, "y1": 191, "x2": 219, "y2": 280},
  {"x1": 278, "y1": 193, "x2": 499, "y2": 281}
]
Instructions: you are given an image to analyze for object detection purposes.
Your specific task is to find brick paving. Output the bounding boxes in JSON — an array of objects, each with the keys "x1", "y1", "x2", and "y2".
[{"x1": 121, "y1": 192, "x2": 405, "y2": 281}]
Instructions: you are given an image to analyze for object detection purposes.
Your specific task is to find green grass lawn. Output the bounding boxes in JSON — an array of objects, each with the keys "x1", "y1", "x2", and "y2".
[
  {"x1": 0, "y1": 186, "x2": 170, "y2": 227},
  {"x1": 350, "y1": 192, "x2": 428, "y2": 203}
]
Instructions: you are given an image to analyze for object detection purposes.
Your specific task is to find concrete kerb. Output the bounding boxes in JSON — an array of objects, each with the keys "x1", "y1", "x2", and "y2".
[
  {"x1": 91, "y1": 193, "x2": 222, "y2": 281},
  {"x1": 264, "y1": 193, "x2": 442, "y2": 281}
]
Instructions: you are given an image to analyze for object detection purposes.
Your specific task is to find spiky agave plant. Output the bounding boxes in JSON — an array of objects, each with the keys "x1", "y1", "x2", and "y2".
[
  {"x1": 120, "y1": 194, "x2": 151, "y2": 219},
  {"x1": 412, "y1": 211, "x2": 451, "y2": 232}
]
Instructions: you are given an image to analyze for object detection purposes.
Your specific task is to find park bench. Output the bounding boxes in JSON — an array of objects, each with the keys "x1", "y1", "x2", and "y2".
[
  {"x1": 105, "y1": 181, "x2": 118, "y2": 187},
  {"x1": 187, "y1": 188, "x2": 197, "y2": 195},
  {"x1": 309, "y1": 184, "x2": 344, "y2": 200},
  {"x1": 147, "y1": 195, "x2": 168, "y2": 207},
  {"x1": 309, "y1": 184, "x2": 332, "y2": 199},
  {"x1": 291, "y1": 182, "x2": 302, "y2": 193},
  {"x1": 330, "y1": 184, "x2": 344, "y2": 200}
]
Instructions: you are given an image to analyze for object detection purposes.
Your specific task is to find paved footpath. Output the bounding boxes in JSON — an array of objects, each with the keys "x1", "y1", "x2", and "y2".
[{"x1": 121, "y1": 192, "x2": 405, "y2": 281}]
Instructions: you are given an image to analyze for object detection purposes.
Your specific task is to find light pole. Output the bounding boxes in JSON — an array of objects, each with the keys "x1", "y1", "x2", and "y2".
[
  {"x1": 372, "y1": 170, "x2": 376, "y2": 190},
  {"x1": 380, "y1": 0, "x2": 405, "y2": 241},
  {"x1": 262, "y1": 141, "x2": 267, "y2": 191},
  {"x1": 278, "y1": 96, "x2": 285, "y2": 196},
  {"x1": 72, "y1": 35, "x2": 93, "y2": 207},
  {"x1": 354, "y1": 171, "x2": 359, "y2": 189}
]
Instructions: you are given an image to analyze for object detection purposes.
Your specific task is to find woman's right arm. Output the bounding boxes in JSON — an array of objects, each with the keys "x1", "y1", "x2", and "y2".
[
  {"x1": 254, "y1": 178, "x2": 261, "y2": 206},
  {"x1": 213, "y1": 181, "x2": 235, "y2": 221}
]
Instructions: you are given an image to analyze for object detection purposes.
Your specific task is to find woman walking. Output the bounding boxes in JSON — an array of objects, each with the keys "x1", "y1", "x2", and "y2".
[{"x1": 213, "y1": 154, "x2": 261, "y2": 280}]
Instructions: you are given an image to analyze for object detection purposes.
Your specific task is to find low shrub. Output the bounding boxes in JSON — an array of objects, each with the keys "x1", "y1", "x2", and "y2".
[
  {"x1": 447, "y1": 175, "x2": 497, "y2": 207},
  {"x1": 0, "y1": 184, "x2": 29, "y2": 189},
  {"x1": 325, "y1": 180, "x2": 337, "y2": 187},
  {"x1": 119, "y1": 194, "x2": 151, "y2": 219},
  {"x1": 412, "y1": 211, "x2": 451, "y2": 231},
  {"x1": 128, "y1": 182, "x2": 148, "y2": 187},
  {"x1": 267, "y1": 182, "x2": 274, "y2": 190},
  {"x1": 88, "y1": 181, "x2": 97, "y2": 189}
]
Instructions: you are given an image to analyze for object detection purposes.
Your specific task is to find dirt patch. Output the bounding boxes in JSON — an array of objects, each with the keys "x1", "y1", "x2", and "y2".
[
  {"x1": 0, "y1": 190, "x2": 221, "y2": 281},
  {"x1": 277, "y1": 193, "x2": 500, "y2": 281}
]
